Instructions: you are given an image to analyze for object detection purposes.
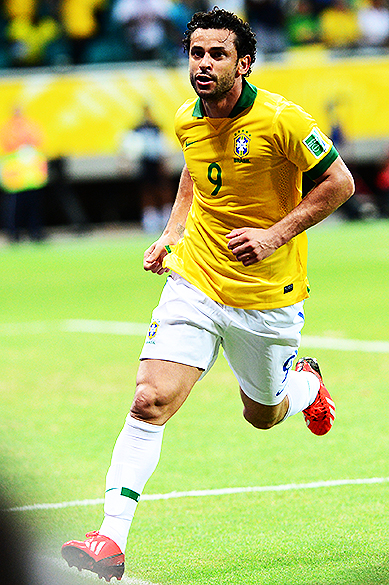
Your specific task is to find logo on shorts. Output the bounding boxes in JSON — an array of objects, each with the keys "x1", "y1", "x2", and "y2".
[
  {"x1": 276, "y1": 350, "x2": 298, "y2": 396},
  {"x1": 234, "y1": 130, "x2": 251, "y2": 163},
  {"x1": 146, "y1": 320, "x2": 159, "y2": 344}
]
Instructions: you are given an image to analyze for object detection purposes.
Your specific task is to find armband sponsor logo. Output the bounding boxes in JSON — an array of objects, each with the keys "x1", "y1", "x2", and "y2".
[{"x1": 303, "y1": 128, "x2": 330, "y2": 158}]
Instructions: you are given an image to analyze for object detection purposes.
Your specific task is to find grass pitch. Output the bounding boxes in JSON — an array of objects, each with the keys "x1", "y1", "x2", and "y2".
[{"x1": 0, "y1": 220, "x2": 388, "y2": 585}]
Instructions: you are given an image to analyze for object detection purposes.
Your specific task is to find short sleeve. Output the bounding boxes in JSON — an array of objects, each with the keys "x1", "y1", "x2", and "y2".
[{"x1": 272, "y1": 101, "x2": 338, "y2": 177}]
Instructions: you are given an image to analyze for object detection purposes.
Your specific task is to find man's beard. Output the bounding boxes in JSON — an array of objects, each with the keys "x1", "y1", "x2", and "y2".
[{"x1": 190, "y1": 69, "x2": 237, "y2": 102}]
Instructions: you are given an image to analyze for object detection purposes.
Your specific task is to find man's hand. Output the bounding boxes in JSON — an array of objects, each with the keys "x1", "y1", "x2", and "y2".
[
  {"x1": 144, "y1": 236, "x2": 173, "y2": 275},
  {"x1": 226, "y1": 227, "x2": 280, "y2": 266}
]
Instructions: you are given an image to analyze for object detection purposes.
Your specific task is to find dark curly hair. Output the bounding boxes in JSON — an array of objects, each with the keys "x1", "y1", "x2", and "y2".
[{"x1": 182, "y1": 7, "x2": 257, "y2": 77}]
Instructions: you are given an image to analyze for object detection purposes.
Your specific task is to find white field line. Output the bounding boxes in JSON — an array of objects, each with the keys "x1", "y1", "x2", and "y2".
[
  {"x1": 302, "y1": 335, "x2": 389, "y2": 354},
  {"x1": 63, "y1": 319, "x2": 149, "y2": 336},
  {"x1": 0, "y1": 319, "x2": 388, "y2": 353},
  {"x1": 8, "y1": 477, "x2": 389, "y2": 513},
  {"x1": 0, "y1": 321, "x2": 54, "y2": 335},
  {"x1": 0, "y1": 320, "x2": 149, "y2": 337}
]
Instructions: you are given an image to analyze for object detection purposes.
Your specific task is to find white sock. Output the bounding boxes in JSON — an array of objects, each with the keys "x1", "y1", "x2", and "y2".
[
  {"x1": 99, "y1": 414, "x2": 165, "y2": 552},
  {"x1": 284, "y1": 370, "x2": 320, "y2": 419}
]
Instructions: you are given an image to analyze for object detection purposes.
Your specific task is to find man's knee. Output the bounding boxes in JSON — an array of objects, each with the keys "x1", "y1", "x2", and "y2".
[
  {"x1": 131, "y1": 359, "x2": 201, "y2": 425},
  {"x1": 240, "y1": 390, "x2": 289, "y2": 430},
  {"x1": 242, "y1": 406, "x2": 280, "y2": 430},
  {"x1": 130, "y1": 382, "x2": 164, "y2": 423}
]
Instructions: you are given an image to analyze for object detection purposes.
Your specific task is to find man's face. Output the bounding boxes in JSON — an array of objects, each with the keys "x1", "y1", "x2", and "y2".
[{"x1": 189, "y1": 28, "x2": 243, "y2": 102}]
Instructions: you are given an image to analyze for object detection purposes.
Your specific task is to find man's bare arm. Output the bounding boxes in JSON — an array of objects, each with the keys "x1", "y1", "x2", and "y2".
[
  {"x1": 227, "y1": 156, "x2": 355, "y2": 266},
  {"x1": 144, "y1": 165, "x2": 194, "y2": 274}
]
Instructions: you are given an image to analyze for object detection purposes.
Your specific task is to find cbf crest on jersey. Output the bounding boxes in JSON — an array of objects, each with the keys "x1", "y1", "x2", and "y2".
[
  {"x1": 146, "y1": 320, "x2": 159, "y2": 344},
  {"x1": 234, "y1": 130, "x2": 251, "y2": 163}
]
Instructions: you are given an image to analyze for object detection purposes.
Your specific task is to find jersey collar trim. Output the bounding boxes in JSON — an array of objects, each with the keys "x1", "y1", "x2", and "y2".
[{"x1": 192, "y1": 79, "x2": 257, "y2": 118}]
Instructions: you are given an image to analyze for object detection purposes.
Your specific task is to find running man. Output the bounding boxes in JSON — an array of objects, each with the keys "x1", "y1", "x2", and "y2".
[{"x1": 62, "y1": 7, "x2": 355, "y2": 581}]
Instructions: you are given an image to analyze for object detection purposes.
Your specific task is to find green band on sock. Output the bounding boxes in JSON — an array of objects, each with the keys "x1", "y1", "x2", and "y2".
[{"x1": 120, "y1": 487, "x2": 140, "y2": 502}]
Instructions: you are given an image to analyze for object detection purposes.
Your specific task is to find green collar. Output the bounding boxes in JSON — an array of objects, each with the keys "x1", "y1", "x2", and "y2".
[{"x1": 192, "y1": 78, "x2": 257, "y2": 118}]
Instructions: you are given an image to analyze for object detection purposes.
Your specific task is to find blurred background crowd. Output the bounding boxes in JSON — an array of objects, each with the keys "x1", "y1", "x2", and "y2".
[{"x1": 1, "y1": 0, "x2": 389, "y2": 69}]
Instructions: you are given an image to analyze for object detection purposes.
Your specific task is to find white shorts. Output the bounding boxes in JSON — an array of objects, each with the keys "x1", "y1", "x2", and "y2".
[{"x1": 140, "y1": 273, "x2": 305, "y2": 406}]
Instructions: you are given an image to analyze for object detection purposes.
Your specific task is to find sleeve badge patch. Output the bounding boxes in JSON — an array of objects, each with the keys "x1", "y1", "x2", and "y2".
[{"x1": 303, "y1": 128, "x2": 330, "y2": 158}]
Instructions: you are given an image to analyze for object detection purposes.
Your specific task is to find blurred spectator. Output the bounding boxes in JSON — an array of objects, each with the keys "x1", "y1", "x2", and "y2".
[
  {"x1": 319, "y1": 0, "x2": 361, "y2": 49},
  {"x1": 4, "y1": 0, "x2": 61, "y2": 66},
  {"x1": 4, "y1": 0, "x2": 36, "y2": 21},
  {"x1": 167, "y1": 0, "x2": 209, "y2": 58},
  {"x1": 216, "y1": 0, "x2": 245, "y2": 16},
  {"x1": 0, "y1": 107, "x2": 48, "y2": 242},
  {"x1": 326, "y1": 98, "x2": 361, "y2": 219},
  {"x1": 245, "y1": 0, "x2": 287, "y2": 55},
  {"x1": 48, "y1": 157, "x2": 90, "y2": 233},
  {"x1": 118, "y1": 105, "x2": 174, "y2": 233},
  {"x1": 111, "y1": 0, "x2": 174, "y2": 61},
  {"x1": 327, "y1": 99, "x2": 347, "y2": 149},
  {"x1": 345, "y1": 170, "x2": 379, "y2": 219},
  {"x1": 285, "y1": 0, "x2": 321, "y2": 46},
  {"x1": 309, "y1": 0, "x2": 334, "y2": 16},
  {"x1": 357, "y1": 0, "x2": 389, "y2": 48},
  {"x1": 375, "y1": 149, "x2": 389, "y2": 217},
  {"x1": 326, "y1": 98, "x2": 379, "y2": 219},
  {"x1": 60, "y1": 0, "x2": 109, "y2": 64}
]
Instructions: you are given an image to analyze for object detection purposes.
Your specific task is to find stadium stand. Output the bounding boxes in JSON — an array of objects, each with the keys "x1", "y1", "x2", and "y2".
[{"x1": 0, "y1": 0, "x2": 388, "y2": 68}]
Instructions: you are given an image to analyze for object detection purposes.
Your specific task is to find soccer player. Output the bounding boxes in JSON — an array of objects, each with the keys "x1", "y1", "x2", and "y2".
[{"x1": 62, "y1": 7, "x2": 355, "y2": 581}]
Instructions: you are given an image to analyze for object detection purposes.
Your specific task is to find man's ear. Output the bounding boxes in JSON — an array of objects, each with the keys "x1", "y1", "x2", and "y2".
[{"x1": 236, "y1": 55, "x2": 251, "y2": 77}]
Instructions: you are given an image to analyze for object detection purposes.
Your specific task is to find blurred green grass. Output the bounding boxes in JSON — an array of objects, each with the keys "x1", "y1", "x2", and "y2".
[{"x1": 0, "y1": 220, "x2": 388, "y2": 584}]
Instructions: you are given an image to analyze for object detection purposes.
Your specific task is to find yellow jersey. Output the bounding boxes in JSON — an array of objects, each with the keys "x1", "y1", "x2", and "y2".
[{"x1": 164, "y1": 79, "x2": 338, "y2": 310}]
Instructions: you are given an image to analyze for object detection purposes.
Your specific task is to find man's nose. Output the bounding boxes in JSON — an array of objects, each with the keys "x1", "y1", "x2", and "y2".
[{"x1": 199, "y1": 53, "x2": 212, "y2": 68}]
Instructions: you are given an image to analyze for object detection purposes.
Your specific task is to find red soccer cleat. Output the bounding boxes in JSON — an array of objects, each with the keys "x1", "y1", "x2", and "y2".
[
  {"x1": 295, "y1": 357, "x2": 336, "y2": 436},
  {"x1": 61, "y1": 531, "x2": 125, "y2": 582}
]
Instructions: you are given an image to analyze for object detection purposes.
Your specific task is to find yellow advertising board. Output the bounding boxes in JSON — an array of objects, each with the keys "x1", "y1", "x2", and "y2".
[{"x1": 0, "y1": 50, "x2": 388, "y2": 158}]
